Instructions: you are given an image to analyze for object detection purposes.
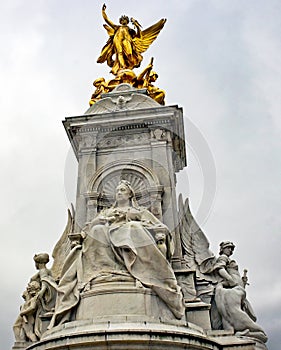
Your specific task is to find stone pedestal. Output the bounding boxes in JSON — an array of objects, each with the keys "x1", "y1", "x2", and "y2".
[
  {"x1": 27, "y1": 321, "x2": 255, "y2": 350},
  {"x1": 185, "y1": 300, "x2": 211, "y2": 331},
  {"x1": 75, "y1": 281, "x2": 177, "y2": 323}
]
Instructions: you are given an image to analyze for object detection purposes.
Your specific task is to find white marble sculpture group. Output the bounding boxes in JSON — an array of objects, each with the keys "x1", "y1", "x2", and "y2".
[
  {"x1": 13, "y1": 5, "x2": 268, "y2": 350},
  {"x1": 14, "y1": 178, "x2": 267, "y2": 348}
]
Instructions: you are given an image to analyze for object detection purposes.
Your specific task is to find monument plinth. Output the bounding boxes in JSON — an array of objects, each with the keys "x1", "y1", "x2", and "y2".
[{"x1": 12, "y1": 4, "x2": 268, "y2": 350}]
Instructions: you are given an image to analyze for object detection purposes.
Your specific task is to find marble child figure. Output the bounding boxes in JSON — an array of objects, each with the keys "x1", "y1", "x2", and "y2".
[
  {"x1": 13, "y1": 281, "x2": 41, "y2": 342},
  {"x1": 50, "y1": 180, "x2": 185, "y2": 327}
]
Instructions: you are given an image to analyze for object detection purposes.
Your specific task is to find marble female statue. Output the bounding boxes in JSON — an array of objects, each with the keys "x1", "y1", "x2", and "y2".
[
  {"x1": 49, "y1": 180, "x2": 184, "y2": 327},
  {"x1": 13, "y1": 253, "x2": 58, "y2": 342},
  {"x1": 212, "y1": 241, "x2": 267, "y2": 343},
  {"x1": 179, "y1": 199, "x2": 267, "y2": 346},
  {"x1": 28, "y1": 253, "x2": 57, "y2": 337},
  {"x1": 97, "y1": 4, "x2": 166, "y2": 75}
]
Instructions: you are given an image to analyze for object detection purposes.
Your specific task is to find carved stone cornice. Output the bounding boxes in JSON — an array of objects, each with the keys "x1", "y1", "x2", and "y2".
[{"x1": 63, "y1": 104, "x2": 186, "y2": 172}]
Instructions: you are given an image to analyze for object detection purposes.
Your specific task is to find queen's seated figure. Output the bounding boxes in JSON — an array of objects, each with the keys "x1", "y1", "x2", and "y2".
[{"x1": 49, "y1": 180, "x2": 185, "y2": 327}]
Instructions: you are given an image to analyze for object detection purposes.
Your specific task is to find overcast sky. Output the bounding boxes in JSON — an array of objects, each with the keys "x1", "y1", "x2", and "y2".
[{"x1": 0, "y1": 1, "x2": 280, "y2": 349}]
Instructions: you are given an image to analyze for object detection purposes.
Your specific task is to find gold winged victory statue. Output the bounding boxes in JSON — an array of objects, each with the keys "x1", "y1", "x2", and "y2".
[
  {"x1": 89, "y1": 4, "x2": 166, "y2": 106},
  {"x1": 97, "y1": 4, "x2": 166, "y2": 75}
]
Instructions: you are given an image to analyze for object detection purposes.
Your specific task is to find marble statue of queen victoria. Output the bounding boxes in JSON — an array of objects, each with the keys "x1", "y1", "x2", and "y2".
[{"x1": 49, "y1": 180, "x2": 185, "y2": 327}]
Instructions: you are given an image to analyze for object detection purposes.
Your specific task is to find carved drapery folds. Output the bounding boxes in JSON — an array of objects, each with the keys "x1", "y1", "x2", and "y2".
[{"x1": 45, "y1": 180, "x2": 185, "y2": 330}]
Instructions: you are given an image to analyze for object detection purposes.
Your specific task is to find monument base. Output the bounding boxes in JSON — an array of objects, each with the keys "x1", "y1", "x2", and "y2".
[
  {"x1": 26, "y1": 321, "x2": 256, "y2": 350},
  {"x1": 75, "y1": 281, "x2": 178, "y2": 323},
  {"x1": 26, "y1": 282, "x2": 256, "y2": 349}
]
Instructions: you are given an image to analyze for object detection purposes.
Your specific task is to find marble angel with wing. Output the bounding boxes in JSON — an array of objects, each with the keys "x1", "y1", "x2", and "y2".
[
  {"x1": 178, "y1": 195, "x2": 267, "y2": 346},
  {"x1": 97, "y1": 4, "x2": 166, "y2": 75}
]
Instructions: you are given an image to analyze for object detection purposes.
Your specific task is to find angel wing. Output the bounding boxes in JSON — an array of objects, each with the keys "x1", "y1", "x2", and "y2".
[
  {"x1": 133, "y1": 18, "x2": 166, "y2": 54},
  {"x1": 51, "y1": 205, "x2": 75, "y2": 282},
  {"x1": 178, "y1": 194, "x2": 216, "y2": 278}
]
